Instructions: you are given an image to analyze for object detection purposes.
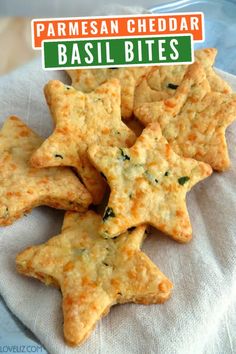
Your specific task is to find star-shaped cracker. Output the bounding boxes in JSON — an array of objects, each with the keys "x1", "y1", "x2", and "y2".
[
  {"x1": 134, "y1": 48, "x2": 232, "y2": 109},
  {"x1": 0, "y1": 116, "x2": 92, "y2": 225},
  {"x1": 66, "y1": 67, "x2": 150, "y2": 119},
  {"x1": 16, "y1": 210, "x2": 172, "y2": 346},
  {"x1": 134, "y1": 62, "x2": 236, "y2": 171},
  {"x1": 30, "y1": 79, "x2": 136, "y2": 204},
  {"x1": 88, "y1": 123, "x2": 212, "y2": 242}
]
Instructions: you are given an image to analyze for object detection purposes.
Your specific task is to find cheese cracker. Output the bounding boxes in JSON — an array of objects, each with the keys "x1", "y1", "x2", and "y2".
[
  {"x1": 134, "y1": 48, "x2": 232, "y2": 109},
  {"x1": 135, "y1": 62, "x2": 236, "y2": 171},
  {"x1": 31, "y1": 79, "x2": 136, "y2": 204},
  {"x1": 16, "y1": 210, "x2": 172, "y2": 346},
  {"x1": 88, "y1": 123, "x2": 212, "y2": 242},
  {"x1": 67, "y1": 67, "x2": 150, "y2": 119},
  {"x1": 0, "y1": 116, "x2": 91, "y2": 226}
]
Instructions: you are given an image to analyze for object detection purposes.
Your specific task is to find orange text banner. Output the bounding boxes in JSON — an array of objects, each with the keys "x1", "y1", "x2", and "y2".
[{"x1": 32, "y1": 13, "x2": 204, "y2": 49}]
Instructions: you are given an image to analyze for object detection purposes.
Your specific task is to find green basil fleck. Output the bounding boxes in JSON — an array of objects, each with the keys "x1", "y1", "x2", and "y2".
[
  {"x1": 119, "y1": 148, "x2": 130, "y2": 161},
  {"x1": 167, "y1": 83, "x2": 179, "y2": 90},
  {"x1": 103, "y1": 207, "x2": 115, "y2": 222},
  {"x1": 74, "y1": 248, "x2": 87, "y2": 256},
  {"x1": 3, "y1": 207, "x2": 9, "y2": 218},
  {"x1": 178, "y1": 176, "x2": 190, "y2": 185}
]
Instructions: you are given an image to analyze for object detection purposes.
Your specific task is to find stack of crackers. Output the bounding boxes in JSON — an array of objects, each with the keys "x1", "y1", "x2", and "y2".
[{"x1": 1, "y1": 48, "x2": 235, "y2": 347}]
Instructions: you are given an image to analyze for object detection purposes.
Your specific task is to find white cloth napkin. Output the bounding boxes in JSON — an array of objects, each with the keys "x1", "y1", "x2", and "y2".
[{"x1": 0, "y1": 57, "x2": 236, "y2": 354}]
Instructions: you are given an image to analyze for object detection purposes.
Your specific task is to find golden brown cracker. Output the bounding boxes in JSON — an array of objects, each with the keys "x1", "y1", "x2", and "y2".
[
  {"x1": 67, "y1": 67, "x2": 150, "y2": 119},
  {"x1": 134, "y1": 48, "x2": 232, "y2": 110},
  {"x1": 0, "y1": 116, "x2": 91, "y2": 226},
  {"x1": 31, "y1": 79, "x2": 136, "y2": 204},
  {"x1": 16, "y1": 210, "x2": 172, "y2": 346},
  {"x1": 88, "y1": 123, "x2": 212, "y2": 242},
  {"x1": 135, "y1": 62, "x2": 236, "y2": 171}
]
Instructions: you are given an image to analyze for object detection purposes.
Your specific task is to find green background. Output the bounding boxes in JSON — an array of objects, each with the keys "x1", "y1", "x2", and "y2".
[{"x1": 43, "y1": 35, "x2": 192, "y2": 68}]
